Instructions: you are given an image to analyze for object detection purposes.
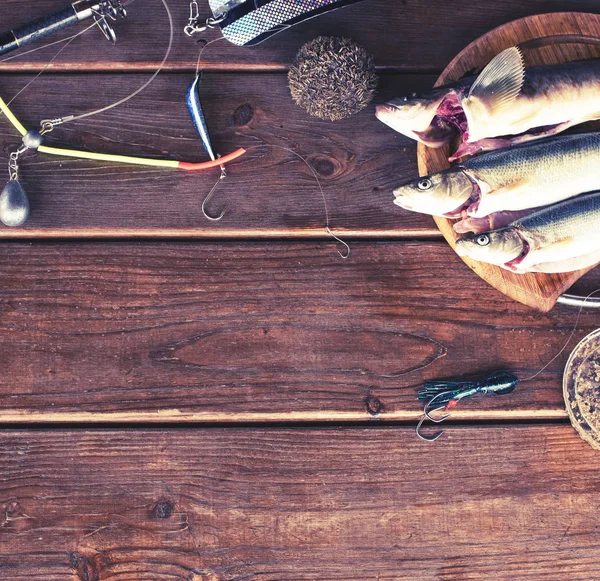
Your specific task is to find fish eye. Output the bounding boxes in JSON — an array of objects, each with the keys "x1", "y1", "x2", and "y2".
[
  {"x1": 417, "y1": 178, "x2": 432, "y2": 190},
  {"x1": 476, "y1": 235, "x2": 490, "y2": 246}
]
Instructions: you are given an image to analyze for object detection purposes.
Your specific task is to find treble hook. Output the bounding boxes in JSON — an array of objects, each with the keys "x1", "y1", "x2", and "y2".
[
  {"x1": 424, "y1": 391, "x2": 452, "y2": 423},
  {"x1": 202, "y1": 165, "x2": 227, "y2": 221},
  {"x1": 416, "y1": 391, "x2": 453, "y2": 442}
]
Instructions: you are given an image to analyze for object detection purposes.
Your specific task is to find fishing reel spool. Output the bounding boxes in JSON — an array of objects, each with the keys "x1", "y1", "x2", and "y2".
[{"x1": 91, "y1": 0, "x2": 128, "y2": 43}]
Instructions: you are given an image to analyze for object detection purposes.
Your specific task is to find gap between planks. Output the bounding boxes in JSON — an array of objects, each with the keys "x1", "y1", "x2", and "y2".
[
  {"x1": 0, "y1": 408, "x2": 568, "y2": 425},
  {"x1": 0, "y1": 229, "x2": 442, "y2": 240},
  {"x1": 0, "y1": 63, "x2": 444, "y2": 73}
]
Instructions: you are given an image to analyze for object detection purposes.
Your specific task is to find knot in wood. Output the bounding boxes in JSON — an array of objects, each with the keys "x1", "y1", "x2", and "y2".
[
  {"x1": 311, "y1": 156, "x2": 336, "y2": 177},
  {"x1": 365, "y1": 393, "x2": 383, "y2": 416},
  {"x1": 232, "y1": 104, "x2": 254, "y2": 127},
  {"x1": 151, "y1": 499, "x2": 174, "y2": 519}
]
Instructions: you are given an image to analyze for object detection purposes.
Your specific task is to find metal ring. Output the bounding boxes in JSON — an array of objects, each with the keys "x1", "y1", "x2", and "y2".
[{"x1": 557, "y1": 294, "x2": 600, "y2": 309}]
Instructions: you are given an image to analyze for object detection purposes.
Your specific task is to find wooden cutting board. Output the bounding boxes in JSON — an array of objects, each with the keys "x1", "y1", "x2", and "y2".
[{"x1": 417, "y1": 12, "x2": 600, "y2": 312}]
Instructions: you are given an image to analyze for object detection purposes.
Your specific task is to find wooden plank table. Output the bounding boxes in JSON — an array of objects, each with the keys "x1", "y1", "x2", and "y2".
[{"x1": 1, "y1": 1, "x2": 600, "y2": 579}]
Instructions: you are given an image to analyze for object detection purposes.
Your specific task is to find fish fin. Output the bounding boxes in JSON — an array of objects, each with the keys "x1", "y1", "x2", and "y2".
[
  {"x1": 575, "y1": 111, "x2": 600, "y2": 124},
  {"x1": 517, "y1": 237, "x2": 579, "y2": 270},
  {"x1": 467, "y1": 47, "x2": 525, "y2": 113},
  {"x1": 529, "y1": 249, "x2": 600, "y2": 273},
  {"x1": 467, "y1": 181, "x2": 529, "y2": 218},
  {"x1": 453, "y1": 216, "x2": 492, "y2": 234}
]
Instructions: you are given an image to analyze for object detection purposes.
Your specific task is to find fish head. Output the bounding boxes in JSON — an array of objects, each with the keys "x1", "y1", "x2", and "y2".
[
  {"x1": 393, "y1": 169, "x2": 475, "y2": 217},
  {"x1": 376, "y1": 90, "x2": 456, "y2": 147},
  {"x1": 455, "y1": 228, "x2": 525, "y2": 266}
]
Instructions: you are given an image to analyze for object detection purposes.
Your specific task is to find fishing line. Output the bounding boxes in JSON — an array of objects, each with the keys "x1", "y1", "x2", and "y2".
[
  {"x1": 0, "y1": 0, "x2": 248, "y2": 228},
  {"x1": 244, "y1": 144, "x2": 351, "y2": 259},
  {"x1": 6, "y1": 27, "x2": 95, "y2": 108},
  {"x1": 520, "y1": 288, "x2": 600, "y2": 382},
  {"x1": 0, "y1": 22, "x2": 97, "y2": 65},
  {"x1": 0, "y1": 0, "x2": 346, "y2": 248},
  {"x1": 187, "y1": 32, "x2": 349, "y2": 252},
  {"x1": 195, "y1": 36, "x2": 228, "y2": 75},
  {"x1": 50, "y1": 0, "x2": 174, "y2": 126},
  {"x1": 417, "y1": 288, "x2": 600, "y2": 441}
]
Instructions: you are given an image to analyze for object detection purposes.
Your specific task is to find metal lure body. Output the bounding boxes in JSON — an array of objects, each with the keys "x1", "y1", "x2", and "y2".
[
  {"x1": 188, "y1": 0, "x2": 366, "y2": 46},
  {"x1": 417, "y1": 371, "x2": 519, "y2": 406},
  {"x1": 186, "y1": 74, "x2": 217, "y2": 162}
]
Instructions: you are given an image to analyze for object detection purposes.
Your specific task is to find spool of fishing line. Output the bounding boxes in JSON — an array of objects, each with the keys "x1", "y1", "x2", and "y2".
[{"x1": 564, "y1": 329, "x2": 600, "y2": 450}]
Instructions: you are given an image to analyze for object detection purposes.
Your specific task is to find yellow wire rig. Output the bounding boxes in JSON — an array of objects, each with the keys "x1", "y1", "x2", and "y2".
[{"x1": 0, "y1": 95, "x2": 246, "y2": 170}]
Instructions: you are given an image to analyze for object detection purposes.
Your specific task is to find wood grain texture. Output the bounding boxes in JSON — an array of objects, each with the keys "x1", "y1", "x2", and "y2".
[
  {"x1": 417, "y1": 13, "x2": 600, "y2": 311},
  {"x1": 0, "y1": 73, "x2": 437, "y2": 237},
  {"x1": 0, "y1": 0, "x2": 598, "y2": 71},
  {"x1": 1, "y1": 241, "x2": 599, "y2": 422},
  {"x1": 1, "y1": 426, "x2": 599, "y2": 580}
]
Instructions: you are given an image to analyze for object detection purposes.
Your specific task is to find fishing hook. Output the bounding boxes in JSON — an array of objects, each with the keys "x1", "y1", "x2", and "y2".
[
  {"x1": 416, "y1": 414, "x2": 444, "y2": 442},
  {"x1": 424, "y1": 391, "x2": 453, "y2": 422},
  {"x1": 202, "y1": 164, "x2": 228, "y2": 221},
  {"x1": 416, "y1": 391, "x2": 453, "y2": 442}
]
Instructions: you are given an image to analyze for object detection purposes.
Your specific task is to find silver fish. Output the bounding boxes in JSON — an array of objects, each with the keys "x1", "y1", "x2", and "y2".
[
  {"x1": 376, "y1": 48, "x2": 600, "y2": 157},
  {"x1": 455, "y1": 191, "x2": 600, "y2": 274},
  {"x1": 393, "y1": 132, "x2": 600, "y2": 219}
]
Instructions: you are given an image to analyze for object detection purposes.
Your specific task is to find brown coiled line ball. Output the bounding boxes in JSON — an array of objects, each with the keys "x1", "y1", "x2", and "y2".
[{"x1": 288, "y1": 36, "x2": 378, "y2": 121}]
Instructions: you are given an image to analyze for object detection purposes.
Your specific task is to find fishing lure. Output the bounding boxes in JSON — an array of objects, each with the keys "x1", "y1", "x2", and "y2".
[
  {"x1": 185, "y1": 0, "x2": 366, "y2": 45},
  {"x1": 0, "y1": 102, "x2": 246, "y2": 226},
  {"x1": 0, "y1": 0, "x2": 127, "y2": 56},
  {"x1": 0, "y1": 0, "x2": 246, "y2": 227},
  {"x1": 186, "y1": 72, "x2": 230, "y2": 220},
  {"x1": 416, "y1": 370, "x2": 518, "y2": 441}
]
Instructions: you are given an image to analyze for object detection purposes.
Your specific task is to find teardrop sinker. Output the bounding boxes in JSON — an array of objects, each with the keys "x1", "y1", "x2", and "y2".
[{"x1": 0, "y1": 180, "x2": 30, "y2": 227}]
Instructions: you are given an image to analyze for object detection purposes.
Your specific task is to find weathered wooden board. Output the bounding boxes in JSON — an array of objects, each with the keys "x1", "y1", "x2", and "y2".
[
  {"x1": 0, "y1": 73, "x2": 437, "y2": 237},
  {"x1": 0, "y1": 241, "x2": 598, "y2": 423},
  {"x1": 0, "y1": 0, "x2": 598, "y2": 71},
  {"x1": 1, "y1": 426, "x2": 599, "y2": 581},
  {"x1": 418, "y1": 12, "x2": 600, "y2": 311}
]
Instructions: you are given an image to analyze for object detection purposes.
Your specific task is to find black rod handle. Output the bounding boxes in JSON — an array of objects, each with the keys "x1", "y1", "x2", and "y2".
[{"x1": 0, "y1": 4, "x2": 82, "y2": 57}]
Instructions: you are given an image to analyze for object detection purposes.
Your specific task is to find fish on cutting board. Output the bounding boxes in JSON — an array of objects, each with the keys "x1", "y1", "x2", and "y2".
[
  {"x1": 455, "y1": 191, "x2": 600, "y2": 274},
  {"x1": 376, "y1": 47, "x2": 600, "y2": 158},
  {"x1": 393, "y1": 132, "x2": 600, "y2": 220}
]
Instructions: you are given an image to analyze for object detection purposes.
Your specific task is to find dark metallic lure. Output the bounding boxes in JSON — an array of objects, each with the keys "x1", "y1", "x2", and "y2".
[
  {"x1": 416, "y1": 371, "x2": 518, "y2": 442},
  {"x1": 418, "y1": 370, "x2": 519, "y2": 405},
  {"x1": 186, "y1": 73, "x2": 217, "y2": 162},
  {"x1": 186, "y1": 0, "x2": 366, "y2": 46},
  {"x1": 186, "y1": 73, "x2": 229, "y2": 221}
]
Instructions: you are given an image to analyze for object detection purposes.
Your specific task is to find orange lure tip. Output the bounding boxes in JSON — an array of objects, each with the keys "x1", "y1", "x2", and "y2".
[{"x1": 178, "y1": 148, "x2": 247, "y2": 171}]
